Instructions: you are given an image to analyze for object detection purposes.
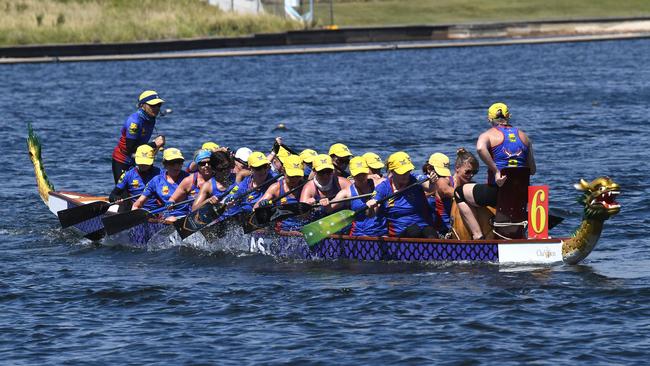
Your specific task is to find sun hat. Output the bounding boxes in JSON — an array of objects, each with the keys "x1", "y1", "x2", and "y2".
[
  {"x1": 134, "y1": 145, "x2": 155, "y2": 165},
  {"x1": 488, "y1": 102, "x2": 510, "y2": 120},
  {"x1": 428, "y1": 153, "x2": 451, "y2": 177},
  {"x1": 362, "y1": 152, "x2": 384, "y2": 169},
  {"x1": 201, "y1": 141, "x2": 219, "y2": 150},
  {"x1": 328, "y1": 143, "x2": 352, "y2": 158},
  {"x1": 312, "y1": 154, "x2": 335, "y2": 172},
  {"x1": 248, "y1": 151, "x2": 270, "y2": 168},
  {"x1": 349, "y1": 156, "x2": 370, "y2": 176},
  {"x1": 283, "y1": 155, "x2": 304, "y2": 177},
  {"x1": 387, "y1": 151, "x2": 414, "y2": 175},
  {"x1": 163, "y1": 148, "x2": 184, "y2": 162},
  {"x1": 138, "y1": 90, "x2": 164, "y2": 106},
  {"x1": 194, "y1": 149, "x2": 212, "y2": 164},
  {"x1": 299, "y1": 149, "x2": 318, "y2": 164}
]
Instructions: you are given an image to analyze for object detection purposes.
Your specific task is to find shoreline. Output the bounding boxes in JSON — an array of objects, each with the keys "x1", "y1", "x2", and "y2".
[{"x1": 2, "y1": 17, "x2": 650, "y2": 64}]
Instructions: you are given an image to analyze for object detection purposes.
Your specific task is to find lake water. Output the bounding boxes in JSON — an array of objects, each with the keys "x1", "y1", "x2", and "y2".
[{"x1": 1, "y1": 39, "x2": 649, "y2": 364}]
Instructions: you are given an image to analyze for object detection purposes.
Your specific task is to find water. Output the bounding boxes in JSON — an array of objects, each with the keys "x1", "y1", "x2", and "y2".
[{"x1": 2, "y1": 39, "x2": 649, "y2": 364}]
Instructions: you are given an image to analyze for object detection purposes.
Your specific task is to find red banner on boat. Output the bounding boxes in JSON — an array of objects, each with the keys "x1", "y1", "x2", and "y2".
[{"x1": 528, "y1": 186, "x2": 549, "y2": 239}]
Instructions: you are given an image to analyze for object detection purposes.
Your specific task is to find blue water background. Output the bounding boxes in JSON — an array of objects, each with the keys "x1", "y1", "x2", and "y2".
[{"x1": 1, "y1": 39, "x2": 650, "y2": 364}]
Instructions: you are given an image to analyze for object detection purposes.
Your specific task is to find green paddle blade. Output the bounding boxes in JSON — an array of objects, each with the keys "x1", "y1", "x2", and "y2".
[
  {"x1": 102, "y1": 209, "x2": 149, "y2": 235},
  {"x1": 58, "y1": 201, "x2": 110, "y2": 228},
  {"x1": 301, "y1": 209, "x2": 355, "y2": 247}
]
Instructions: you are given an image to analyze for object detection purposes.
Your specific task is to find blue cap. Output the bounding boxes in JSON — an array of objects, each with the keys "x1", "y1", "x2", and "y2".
[{"x1": 194, "y1": 149, "x2": 212, "y2": 164}]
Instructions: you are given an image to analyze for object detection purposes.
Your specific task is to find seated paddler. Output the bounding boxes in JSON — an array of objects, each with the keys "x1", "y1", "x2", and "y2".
[
  {"x1": 329, "y1": 156, "x2": 387, "y2": 237},
  {"x1": 254, "y1": 154, "x2": 306, "y2": 232},
  {"x1": 232, "y1": 151, "x2": 276, "y2": 213},
  {"x1": 191, "y1": 150, "x2": 240, "y2": 220},
  {"x1": 363, "y1": 152, "x2": 386, "y2": 180},
  {"x1": 132, "y1": 148, "x2": 189, "y2": 221},
  {"x1": 109, "y1": 144, "x2": 161, "y2": 212},
  {"x1": 299, "y1": 149, "x2": 318, "y2": 178},
  {"x1": 168, "y1": 149, "x2": 214, "y2": 208},
  {"x1": 300, "y1": 154, "x2": 351, "y2": 219},
  {"x1": 366, "y1": 151, "x2": 437, "y2": 238},
  {"x1": 329, "y1": 143, "x2": 352, "y2": 178}
]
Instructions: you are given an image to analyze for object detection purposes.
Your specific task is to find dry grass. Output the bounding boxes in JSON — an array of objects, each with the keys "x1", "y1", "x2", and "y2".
[{"x1": 0, "y1": 0, "x2": 302, "y2": 46}]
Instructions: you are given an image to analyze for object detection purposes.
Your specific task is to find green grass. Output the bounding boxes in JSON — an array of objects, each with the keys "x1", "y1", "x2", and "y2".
[
  {"x1": 312, "y1": 0, "x2": 650, "y2": 27},
  {"x1": 0, "y1": 0, "x2": 302, "y2": 46}
]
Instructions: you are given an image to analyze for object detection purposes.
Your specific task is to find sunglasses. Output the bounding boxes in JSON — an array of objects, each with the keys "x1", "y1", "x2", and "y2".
[{"x1": 198, "y1": 161, "x2": 211, "y2": 167}]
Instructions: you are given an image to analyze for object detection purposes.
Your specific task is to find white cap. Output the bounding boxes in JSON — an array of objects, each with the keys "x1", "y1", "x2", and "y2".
[{"x1": 234, "y1": 147, "x2": 253, "y2": 163}]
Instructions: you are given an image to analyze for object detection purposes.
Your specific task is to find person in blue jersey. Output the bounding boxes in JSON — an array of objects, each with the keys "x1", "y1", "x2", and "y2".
[
  {"x1": 111, "y1": 90, "x2": 166, "y2": 183},
  {"x1": 185, "y1": 141, "x2": 220, "y2": 173},
  {"x1": 168, "y1": 149, "x2": 214, "y2": 207},
  {"x1": 232, "y1": 151, "x2": 276, "y2": 214},
  {"x1": 329, "y1": 156, "x2": 386, "y2": 237},
  {"x1": 300, "y1": 154, "x2": 351, "y2": 219},
  {"x1": 454, "y1": 103, "x2": 536, "y2": 239},
  {"x1": 299, "y1": 149, "x2": 318, "y2": 178},
  {"x1": 363, "y1": 152, "x2": 386, "y2": 180},
  {"x1": 108, "y1": 144, "x2": 161, "y2": 212},
  {"x1": 254, "y1": 155, "x2": 306, "y2": 232},
  {"x1": 132, "y1": 148, "x2": 189, "y2": 221},
  {"x1": 366, "y1": 151, "x2": 437, "y2": 238},
  {"x1": 191, "y1": 150, "x2": 239, "y2": 220},
  {"x1": 329, "y1": 143, "x2": 352, "y2": 178}
]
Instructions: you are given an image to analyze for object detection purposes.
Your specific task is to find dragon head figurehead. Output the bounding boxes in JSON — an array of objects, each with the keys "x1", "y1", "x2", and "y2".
[{"x1": 574, "y1": 177, "x2": 621, "y2": 220}]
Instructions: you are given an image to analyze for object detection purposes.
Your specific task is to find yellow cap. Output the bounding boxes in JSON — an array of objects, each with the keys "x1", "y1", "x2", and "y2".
[
  {"x1": 248, "y1": 151, "x2": 270, "y2": 168},
  {"x1": 283, "y1": 155, "x2": 304, "y2": 177},
  {"x1": 387, "y1": 151, "x2": 414, "y2": 175},
  {"x1": 138, "y1": 90, "x2": 164, "y2": 106},
  {"x1": 349, "y1": 156, "x2": 370, "y2": 176},
  {"x1": 312, "y1": 154, "x2": 335, "y2": 172},
  {"x1": 134, "y1": 145, "x2": 155, "y2": 165},
  {"x1": 362, "y1": 152, "x2": 384, "y2": 169},
  {"x1": 488, "y1": 102, "x2": 510, "y2": 120},
  {"x1": 299, "y1": 149, "x2": 318, "y2": 163},
  {"x1": 202, "y1": 141, "x2": 219, "y2": 150},
  {"x1": 428, "y1": 153, "x2": 451, "y2": 177},
  {"x1": 328, "y1": 143, "x2": 352, "y2": 158},
  {"x1": 163, "y1": 148, "x2": 184, "y2": 162}
]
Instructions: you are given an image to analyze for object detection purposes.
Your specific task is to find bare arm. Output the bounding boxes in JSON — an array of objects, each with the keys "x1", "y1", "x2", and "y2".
[
  {"x1": 169, "y1": 176, "x2": 192, "y2": 203},
  {"x1": 191, "y1": 181, "x2": 213, "y2": 211},
  {"x1": 132, "y1": 195, "x2": 148, "y2": 210},
  {"x1": 476, "y1": 131, "x2": 498, "y2": 174},
  {"x1": 524, "y1": 134, "x2": 536, "y2": 176},
  {"x1": 436, "y1": 177, "x2": 455, "y2": 198},
  {"x1": 253, "y1": 182, "x2": 280, "y2": 209},
  {"x1": 329, "y1": 187, "x2": 352, "y2": 211},
  {"x1": 300, "y1": 182, "x2": 316, "y2": 204}
]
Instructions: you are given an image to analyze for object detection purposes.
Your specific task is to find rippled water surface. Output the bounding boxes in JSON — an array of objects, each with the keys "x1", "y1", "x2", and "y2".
[{"x1": 1, "y1": 39, "x2": 649, "y2": 364}]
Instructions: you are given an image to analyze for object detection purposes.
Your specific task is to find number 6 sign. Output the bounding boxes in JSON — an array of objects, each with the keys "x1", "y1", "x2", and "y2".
[{"x1": 528, "y1": 186, "x2": 549, "y2": 239}]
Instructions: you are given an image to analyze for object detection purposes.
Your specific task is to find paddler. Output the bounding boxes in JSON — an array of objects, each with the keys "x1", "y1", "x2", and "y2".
[
  {"x1": 329, "y1": 156, "x2": 387, "y2": 236},
  {"x1": 233, "y1": 147, "x2": 253, "y2": 183},
  {"x1": 190, "y1": 150, "x2": 239, "y2": 219},
  {"x1": 299, "y1": 149, "x2": 318, "y2": 178},
  {"x1": 167, "y1": 149, "x2": 214, "y2": 208},
  {"x1": 186, "y1": 141, "x2": 219, "y2": 173},
  {"x1": 254, "y1": 155, "x2": 306, "y2": 232},
  {"x1": 300, "y1": 154, "x2": 351, "y2": 215},
  {"x1": 365, "y1": 152, "x2": 437, "y2": 238},
  {"x1": 111, "y1": 90, "x2": 166, "y2": 183},
  {"x1": 328, "y1": 143, "x2": 352, "y2": 178},
  {"x1": 108, "y1": 144, "x2": 161, "y2": 212},
  {"x1": 231, "y1": 151, "x2": 276, "y2": 213},
  {"x1": 454, "y1": 103, "x2": 536, "y2": 239},
  {"x1": 362, "y1": 152, "x2": 385, "y2": 180},
  {"x1": 132, "y1": 148, "x2": 189, "y2": 221}
]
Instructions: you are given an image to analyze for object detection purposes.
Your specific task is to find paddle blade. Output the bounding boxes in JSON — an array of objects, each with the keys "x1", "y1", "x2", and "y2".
[
  {"x1": 58, "y1": 201, "x2": 110, "y2": 228},
  {"x1": 301, "y1": 210, "x2": 355, "y2": 247},
  {"x1": 102, "y1": 209, "x2": 149, "y2": 235},
  {"x1": 174, "y1": 203, "x2": 226, "y2": 239}
]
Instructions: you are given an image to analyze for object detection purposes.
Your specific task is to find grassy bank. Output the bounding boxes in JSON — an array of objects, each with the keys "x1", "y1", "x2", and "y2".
[
  {"x1": 313, "y1": 0, "x2": 650, "y2": 27},
  {"x1": 0, "y1": 0, "x2": 301, "y2": 46}
]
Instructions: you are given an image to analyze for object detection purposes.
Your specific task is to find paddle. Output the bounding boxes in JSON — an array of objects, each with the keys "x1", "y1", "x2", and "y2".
[
  {"x1": 246, "y1": 193, "x2": 374, "y2": 233},
  {"x1": 57, "y1": 194, "x2": 139, "y2": 228},
  {"x1": 174, "y1": 174, "x2": 281, "y2": 239},
  {"x1": 301, "y1": 177, "x2": 429, "y2": 246},
  {"x1": 101, "y1": 198, "x2": 194, "y2": 236}
]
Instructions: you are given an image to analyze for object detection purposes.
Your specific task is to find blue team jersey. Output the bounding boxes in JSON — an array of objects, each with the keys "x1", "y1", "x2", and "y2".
[
  {"x1": 142, "y1": 170, "x2": 190, "y2": 217},
  {"x1": 210, "y1": 174, "x2": 240, "y2": 220},
  {"x1": 489, "y1": 126, "x2": 529, "y2": 185},
  {"x1": 349, "y1": 182, "x2": 387, "y2": 237},
  {"x1": 373, "y1": 174, "x2": 433, "y2": 237},
  {"x1": 232, "y1": 173, "x2": 276, "y2": 213},
  {"x1": 112, "y1": 109, "x2": 156, "y2": 165},
  {"x1": 115, "y1": 166, "x2": 161, "y2": 210},
  {"x1": 275, "y1": 178, "x2": 306, "y2": 232}
]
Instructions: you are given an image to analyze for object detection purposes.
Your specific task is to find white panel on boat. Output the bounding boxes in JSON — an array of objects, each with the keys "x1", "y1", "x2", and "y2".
[
  {"x1": 48, "y1": 195, "x2": 69, "y2": 215},
  {"x1": 498, "y1": 242, "x2": 563, "y2": 264}
]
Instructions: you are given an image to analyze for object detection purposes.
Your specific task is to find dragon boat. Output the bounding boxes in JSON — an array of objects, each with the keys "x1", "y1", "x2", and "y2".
[{"x1": 28, "y1": 124, "x2": 621, "y2": 265}]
